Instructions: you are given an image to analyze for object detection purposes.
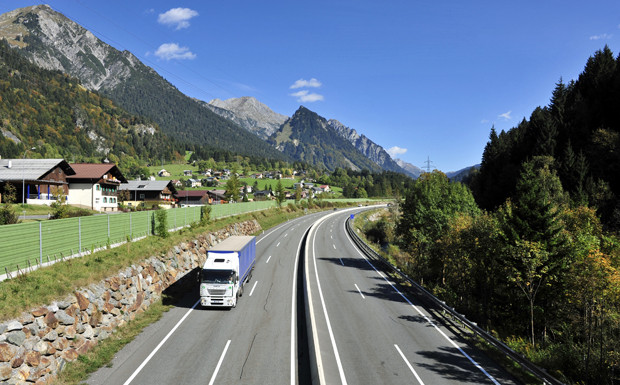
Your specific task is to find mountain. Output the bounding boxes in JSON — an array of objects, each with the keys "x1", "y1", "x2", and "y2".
[
  {"x1": 327, "y1": 119, "x2": 414, "y2": 176},
  {"x1": 446, "y1": 164, "x2": 480, "y2": 182},
  {"x1": 268, "y1": 106, "x2": 382, "y2": 172},
  {"x1": 203, "y1": 97, "x2": 287, "y2": 140},
  {"x1": 0, "y1": 5, "x2": 287, "y2": 161},
  {"x1": 0, "y1": 39, "x2": 175, "y2": 177},
  {"x1": 395, "y1": 159, "x2": 424, "y2": 178}
]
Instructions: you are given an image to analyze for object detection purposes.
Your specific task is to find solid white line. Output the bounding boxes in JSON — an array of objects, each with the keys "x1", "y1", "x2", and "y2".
[
  {"x1": 266, "y1": 255, "x2": 272, "y2": 264},
  {"x1": 208, "y1": 340, "x2": 231, "y2": 385},
  {"x1": 249, "y1": 281, "x2": 258, "y2": 296},
  {"x1": 395, "y1": 344, "x2": 425, "y2": 385},
  {"x1": 312, "y1": 219, "x2": 348, "y2": 385},
  {"x1": 344, "y1": 224, "x2": 501, "y2": 385},
  {"x1": 354, "y1": 284, "x2": 365, "y2": 299},
  {"x1": 123, "y1": 299, "x2": 200, "y2": 385}
]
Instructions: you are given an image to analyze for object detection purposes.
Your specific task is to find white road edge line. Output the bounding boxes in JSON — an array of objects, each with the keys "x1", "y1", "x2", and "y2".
[
  {"x1": 311, "y1": 216, "x2": 348, "y2": 385},
  {"x1": 249, "y1": 281, "x2": 258, "y2": 296},
  {"x1": 208, "y1": 340, "x2": 231, "y2": 385},
  {"x1": 344, "y1": 222, "x2": 501, "y2": 385},
  {"x1": 395, "y1": 344, "x2": 425, "y2": 385},
  {"x1": 266, "y1": 255, "x2": 272, "y2": 264},
  {"x1": 354, "y1": 284, "x2": 365, "y2": 299},
  {"x1": 123, "y1": 299, "x2": 200, "y2": 385}
]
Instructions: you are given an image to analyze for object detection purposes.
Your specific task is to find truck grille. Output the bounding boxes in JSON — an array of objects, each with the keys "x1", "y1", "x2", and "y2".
[{"x1": 208, "y1": 288, "x2": 227, "y2": 296}]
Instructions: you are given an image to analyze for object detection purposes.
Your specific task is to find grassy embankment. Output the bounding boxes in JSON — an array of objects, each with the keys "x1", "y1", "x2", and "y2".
[{"x1": 0, "y1": 202, "x2": 355, "y2": 384}]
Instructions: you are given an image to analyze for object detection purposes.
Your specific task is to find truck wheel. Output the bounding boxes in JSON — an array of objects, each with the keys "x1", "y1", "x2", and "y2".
[{"x1": 239, "y1": 286, "x2": 243, "y2": 297}]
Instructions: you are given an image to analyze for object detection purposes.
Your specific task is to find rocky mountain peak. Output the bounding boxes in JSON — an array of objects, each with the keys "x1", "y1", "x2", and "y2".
[
  {"x1": 0, "y1": 4, "x2": 136, "y2": 91},
  {"x1": 205, "y1": 96, "x2": 287, "y2": 139}
]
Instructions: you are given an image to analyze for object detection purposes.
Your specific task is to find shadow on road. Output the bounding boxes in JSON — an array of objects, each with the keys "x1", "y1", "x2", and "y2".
[{"x1": 415, "y1": 346, "x2": 494, "y2": 384}]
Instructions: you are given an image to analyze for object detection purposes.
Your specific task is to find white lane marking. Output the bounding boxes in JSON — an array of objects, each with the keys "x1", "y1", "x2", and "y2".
[
  {"x1": 123, "y1": 299, "x2": 200, "y2": 385},
  {"x1": 354, "y1": 284, "x2": 365, "y2": 299},
  {"x1": 333, "y1": 244, "x2": 336, "y2": 249},
  {"x1": 285, "y1": 233, "x2": 288, "y2": 237},
  {"x1": 311, "y1": 218, "x2": 348, "y2": 385},
  {"x1": 249, "y1": 281, "x2": 258, "y2": 296},
  {"x1": 395, "y1": 344, "x2": 425, "y2": 385},
  {"x1": 344, "y1": 224, "x2": 501, "y2": 385},
  {"x1": 266, "y1": 255, "x2": 272, "y2": 264},
  {"x1": 331, "y1": 235, "x2": 333, "y2": 239},
  {"x1": 277, "y1": 242, "x2": 281, "y2": 247},
  {"x1": 208, "y1": 340, "x2": 231, "y2": 385},
  {"x1": 339, "y1": 258, "x2": 344, "y2": 266}
]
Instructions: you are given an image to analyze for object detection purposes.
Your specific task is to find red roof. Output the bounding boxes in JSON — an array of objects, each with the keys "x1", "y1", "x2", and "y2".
[{"x1": 67, "y1": 163, "x2": 127, "y2": 182}]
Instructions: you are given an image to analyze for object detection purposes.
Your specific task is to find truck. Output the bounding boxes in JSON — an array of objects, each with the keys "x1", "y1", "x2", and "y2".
[{"x1": 199, "y1": 235, "x2": 256, "y2": 308}]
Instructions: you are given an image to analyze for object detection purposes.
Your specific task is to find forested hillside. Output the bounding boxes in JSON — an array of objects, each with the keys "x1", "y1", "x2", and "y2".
[
  {"x1": 472, "y1": 46, "x2": 620, "y2": 229},
  {"x1": 0, "y1": 40, "x2": 177, "y2": 177},
  {"x1": 373, "y1": 47, "x2": 620, "y2": 384}
]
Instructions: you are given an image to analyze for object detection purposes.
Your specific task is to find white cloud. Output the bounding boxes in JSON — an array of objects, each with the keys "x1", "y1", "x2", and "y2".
[
  {"x1": 387, "y1": 146, "x2": 407, "y2": 158},
  {"x1": 290, "y1": 78, "x2": 322, "y2": 89},
  {"x1": 499, "y1": 111, "x2": 512, "y2": 120},
  {"x1": 481, "y1": 119, "x2": 490, "y2": 124},
  {"x1": 158, "y1": 8, "x2": 199, "y2": 30},
  {"x1": 290, "y1": 90, "x2": 324, "y2": 102},
  {"x1": 590, "y1": 33, "x2": 612, "y2": 40},
  {"x1": 154, "y1": 43, "x2": 196, "y2": 60}
]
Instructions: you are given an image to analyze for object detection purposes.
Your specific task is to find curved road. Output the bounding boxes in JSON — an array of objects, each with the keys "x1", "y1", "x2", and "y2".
[{"x1": 87, "y1": 207, "x2": 518, "y2": 385}]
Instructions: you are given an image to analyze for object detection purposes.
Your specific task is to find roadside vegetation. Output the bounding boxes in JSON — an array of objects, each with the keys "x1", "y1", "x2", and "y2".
[{"x1": 358, "y1": 167, "x2": 620, "y2": 384}]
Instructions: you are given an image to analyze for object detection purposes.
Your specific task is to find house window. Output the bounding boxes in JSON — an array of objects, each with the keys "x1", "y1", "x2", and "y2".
[
  {"x1": 96, "y1": 185, "x2": 100, "y2": 191},
  {"x1": 103, "y1": 197, "x2": 108, "y2": 203},
  {"x1": 139, "y1": 194, "x2": 145, "y2": 199},
  {"x1": 95, "y1": 198, "x2": 100, "y2": 204}
]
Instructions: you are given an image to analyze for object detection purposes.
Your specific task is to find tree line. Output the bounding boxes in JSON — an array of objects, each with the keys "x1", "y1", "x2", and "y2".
[{"x1": 370, "y1": 46, "x2": 620, "y2": 384}]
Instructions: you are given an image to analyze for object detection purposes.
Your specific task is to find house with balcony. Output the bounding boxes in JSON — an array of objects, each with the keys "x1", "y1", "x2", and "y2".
[
  {"x1": 67, "y1": 163, "x2": 127, "y2": 212},
  {"x1": 118, "y1": 180, "x2": 177, "y2": 209},
  {"x1": 0, "y1": 158, "x2": 75, "y2": 205}
]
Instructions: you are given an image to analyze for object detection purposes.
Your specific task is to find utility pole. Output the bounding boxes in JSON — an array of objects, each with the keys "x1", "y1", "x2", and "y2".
[{"x1": 422, "y1": 156, "x2": 434, "y2": 173}]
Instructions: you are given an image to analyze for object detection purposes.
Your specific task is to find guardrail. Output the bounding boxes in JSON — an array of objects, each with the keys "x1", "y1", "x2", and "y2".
[{"x1": 345, "y1": 218, "x2": 565, "y2": 385}]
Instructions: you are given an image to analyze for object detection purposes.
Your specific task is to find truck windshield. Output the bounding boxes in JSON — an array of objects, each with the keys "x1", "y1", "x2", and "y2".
[{"x1": 201, "y1": 269, "x2": 235, "y2": 284}]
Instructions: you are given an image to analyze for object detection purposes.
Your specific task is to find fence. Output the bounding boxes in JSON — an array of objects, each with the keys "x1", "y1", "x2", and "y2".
[{"x1": 0, "y1": 200, "x2": 278, "y2": 278}]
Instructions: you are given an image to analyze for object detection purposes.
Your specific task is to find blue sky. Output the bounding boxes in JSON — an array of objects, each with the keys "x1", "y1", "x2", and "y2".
[{"x1": 2, "y1": 1, "x2": 620, "y2": 171}]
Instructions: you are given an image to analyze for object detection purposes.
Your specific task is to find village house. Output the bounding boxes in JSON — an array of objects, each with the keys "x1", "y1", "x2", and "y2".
[
  {"x1": 0, "y1": 158, "x2": 75, "y2": 205},
  {"x1": 158, "y1": 169, "x2": 171, "y2": 177},
  {"x1": 119, "y1": 180, "x2": 177, "y2": 209},
  {"x1": 175, "y1": 190, "x2": 210, "y2": 207},
  {"x1": 67, "y1": 163, "x2": 127, "y2": 212}
]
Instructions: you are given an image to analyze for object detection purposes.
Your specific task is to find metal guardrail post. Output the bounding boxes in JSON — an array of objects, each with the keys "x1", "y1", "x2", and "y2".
[{"x1": 345, "y1": 218, "x2": 564, "y2": 385}]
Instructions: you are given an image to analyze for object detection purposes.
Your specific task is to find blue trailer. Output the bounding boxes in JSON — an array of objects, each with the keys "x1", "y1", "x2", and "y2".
[{"x1": 199, "y1": 236, "x2": 256, "y2": 308}]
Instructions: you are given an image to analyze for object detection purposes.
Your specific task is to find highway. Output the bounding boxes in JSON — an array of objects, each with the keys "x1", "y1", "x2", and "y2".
[
  {"x1": 87, "y1": 207, "x2": 518, "y2": 385},
  {"x1": 305, "y1": 209, "x2": 519, "y2": 385}
]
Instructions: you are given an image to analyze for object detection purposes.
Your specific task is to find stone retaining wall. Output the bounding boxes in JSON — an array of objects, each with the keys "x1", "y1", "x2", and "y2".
[{"x1": 0, "y1": 220, "x2": 261, "y2": 385}]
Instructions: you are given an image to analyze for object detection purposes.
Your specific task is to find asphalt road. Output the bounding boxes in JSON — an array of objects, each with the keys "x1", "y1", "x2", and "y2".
[
  {"x1": 87, "y1": 207, "x2": 520, "y2": 385},
  {"x1": 87, "y1": 211, "x2": 327, "y2": 385},
  {"x1": 304, "y1": 209, "x2": 520, "y2": 385}
]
